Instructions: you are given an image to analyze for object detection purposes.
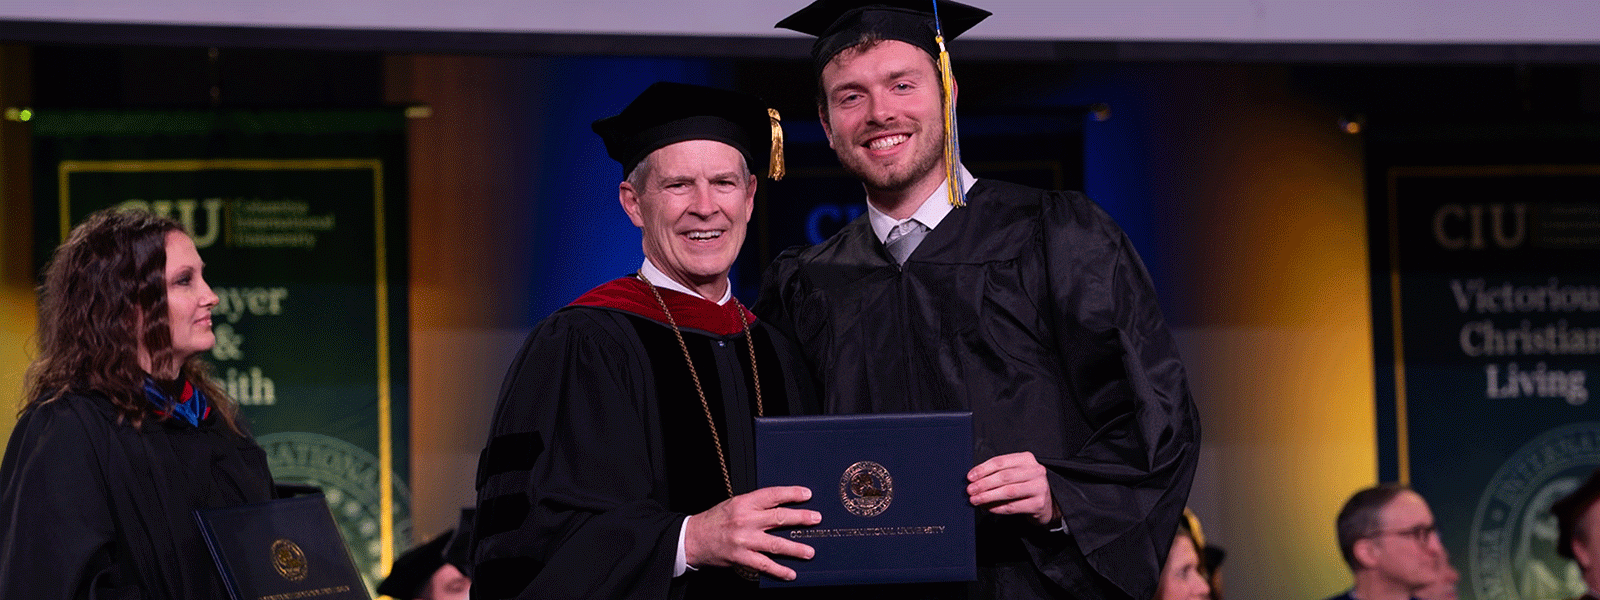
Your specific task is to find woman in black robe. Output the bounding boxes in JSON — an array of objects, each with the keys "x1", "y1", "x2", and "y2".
[{"x1": 0, "y1": 208, "x2": 274, "y2": 599}]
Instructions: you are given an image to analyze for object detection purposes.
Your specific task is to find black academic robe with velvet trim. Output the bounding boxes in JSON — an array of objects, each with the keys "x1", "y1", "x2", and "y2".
[
  {"x1": 755, "y1": 179, "x2": 1200, "y2": 600},
  {"x1": 471, "y1": 277, "x2": 815, "y2": 600},
  {"x1": 0, "y1": 391, "x2": 274, "y2": 600}
]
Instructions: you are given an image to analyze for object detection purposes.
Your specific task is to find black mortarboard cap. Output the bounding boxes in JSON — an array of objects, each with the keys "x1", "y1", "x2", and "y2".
[
  {"x1": 1552, "y1": 467, "x2": 1600, "y2": 560},
  {"x1": 776, "y1": 0, "x2": 991, "y2": 71},
  {"x1": 376, "y1": 529, "x2": 452, "y2": 599},
  {"x1": 592, "y1": 81, "x2": 784, "y2": 180}
]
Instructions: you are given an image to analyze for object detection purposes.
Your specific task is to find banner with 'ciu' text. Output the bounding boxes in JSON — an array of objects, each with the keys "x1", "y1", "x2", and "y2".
[{"x1": 1372, "y1": 124, "x2": 1600, "y2": 600}]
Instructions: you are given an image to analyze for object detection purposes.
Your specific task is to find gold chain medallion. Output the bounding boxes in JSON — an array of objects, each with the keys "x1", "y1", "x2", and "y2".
[{"x1": 638, "y1": 272, "x2": 764, "y2": 581}]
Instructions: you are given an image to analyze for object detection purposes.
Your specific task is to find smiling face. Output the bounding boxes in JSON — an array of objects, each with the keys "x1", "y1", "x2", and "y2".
[
  {"x1": 162, "y1": 230, "x2": 219, "y2": 365},
  {"x1": 620, "y1": 139, "x2": 756, "y2": 300},
  {"x1": 819, "y1": 39, "x2": 948, "y2": 208}
]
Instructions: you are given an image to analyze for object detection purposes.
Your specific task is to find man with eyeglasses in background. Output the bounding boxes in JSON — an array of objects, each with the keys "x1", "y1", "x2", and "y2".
[{"x1": 1325, "y1": 484, "x2": 1447, "y2": 600}]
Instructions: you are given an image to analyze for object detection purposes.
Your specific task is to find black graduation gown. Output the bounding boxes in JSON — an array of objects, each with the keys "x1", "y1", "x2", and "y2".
[
  {"x1": 755, "y1": 179, "x2": 1200, "y2": 600},
  {"x1": 471, "y1": 277, "x2": 815, "y2": 600},
  {"x1": 0, "y1": 391, "x2": 274, "y2": 600}
]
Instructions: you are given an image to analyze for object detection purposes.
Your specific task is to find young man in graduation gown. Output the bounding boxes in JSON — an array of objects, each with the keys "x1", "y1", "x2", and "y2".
[
  {"x1": 754, "y1": 2, "x2": 1201, "y2": 599},
  {"x1": 471, "y1": 82, "x2": 822, "y2": 600}
]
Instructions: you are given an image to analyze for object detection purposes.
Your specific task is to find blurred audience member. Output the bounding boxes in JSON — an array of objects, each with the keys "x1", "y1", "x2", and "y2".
[
  {"x1": 1203, "y1": 544, "x2": 1227, "y2": 600},
  {"x1": 1552, "y1": 467, "x2": 1600, "y2": 600},
  {"x1": 1415, "y1": 559, "x2": 1459, "y2": 600},
  {"x1": 1326, "y1": 484, "x2": 1446, "y2": 600},
  {"x1": 378, "y1": 509, "x2": 474, "y2": 600},
  {"x1": 1156, "y1": 509, "x2": 1212, "y2": 600}
]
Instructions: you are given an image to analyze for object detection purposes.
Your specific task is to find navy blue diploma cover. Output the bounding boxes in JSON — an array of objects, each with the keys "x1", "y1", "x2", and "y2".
[
  {"x1": 755, "y1": 412, "x2": 976, "y2": 587},
  {"x1": 195, "y1": 493, "x2": 371, "y2": 600}
]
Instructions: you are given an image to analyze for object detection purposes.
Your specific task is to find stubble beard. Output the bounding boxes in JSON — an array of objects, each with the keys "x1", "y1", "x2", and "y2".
[{"x1": 833, "y1": 126, "x2": 945, "y2": 195}]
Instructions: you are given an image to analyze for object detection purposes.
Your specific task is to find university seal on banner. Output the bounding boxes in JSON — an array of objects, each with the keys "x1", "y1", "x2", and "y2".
[
  {"x1": 271, "y1": 538, "x2": 310, "y2": 582},
  {"x1": 1469, "y1": 422, "x2": 1600, "y2": 600},
  {"x1": 840, "y1": 461, "x2": 894, "y2": 517}
]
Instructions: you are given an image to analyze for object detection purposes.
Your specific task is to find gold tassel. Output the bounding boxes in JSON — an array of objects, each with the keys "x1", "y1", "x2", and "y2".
[
  {"x1": 936, "y1": 34, "x2": 964, "y2": 208},
  {"x1": 767, "y1": 108, "x2": 785, "y2": 181}
]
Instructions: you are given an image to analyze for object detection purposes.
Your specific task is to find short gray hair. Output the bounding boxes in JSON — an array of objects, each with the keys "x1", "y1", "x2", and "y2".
[{"x1": 625, "y1": 152, "x2": 657, "y2": 191}]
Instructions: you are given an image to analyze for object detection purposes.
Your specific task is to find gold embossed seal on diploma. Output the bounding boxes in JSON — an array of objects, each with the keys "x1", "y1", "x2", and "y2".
[
  {"x1": 841, "y1": 461, "x2": 894, "y2": 517},
  {"x1": 271, "y1": 539, "x2": 310, "y2": 582},
  {"x1": 755, "y1": 412, "x2": 976, "y2": 587},
  {"x1": 195, "y1": 494, "x2": 370, "y2": 600}
]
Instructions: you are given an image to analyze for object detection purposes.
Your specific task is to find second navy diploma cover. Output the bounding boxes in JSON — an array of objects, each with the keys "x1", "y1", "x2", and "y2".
[
  {"x1": 194, "y1": 493, "x2": 371, "y2": 600},
  {"x1": 755, "y1": 412, "x2": 975, "y2": 586}
]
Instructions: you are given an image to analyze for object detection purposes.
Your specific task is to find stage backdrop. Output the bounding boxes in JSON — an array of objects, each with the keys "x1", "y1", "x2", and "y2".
[
  {"x1": 1369, "y1": 124, "x2": 1600, "y2": 600},
  {"x1": 30, "y1": 110, "x2": 411, "y2": 591}
]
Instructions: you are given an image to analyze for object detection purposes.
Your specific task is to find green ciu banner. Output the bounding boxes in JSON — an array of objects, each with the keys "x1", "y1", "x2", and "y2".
[
  {"x1": 31, "y1": 111, "x2": 410, "y2": 591},
  {"x1": 1381, "y1": 164, "x2": 1600, "y2": 600}
]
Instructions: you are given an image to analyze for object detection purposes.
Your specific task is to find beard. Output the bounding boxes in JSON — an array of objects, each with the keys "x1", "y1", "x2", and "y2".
[{"x1": 830, "y1": 123, "x2": 946, "y2": 194}]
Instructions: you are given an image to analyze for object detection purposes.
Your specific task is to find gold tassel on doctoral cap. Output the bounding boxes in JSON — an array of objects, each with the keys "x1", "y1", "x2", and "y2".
[
  {"x1": 768, "y1": 108, "x2": 785, "y2": 181},
  {"x1": 932, "y1": 1, "x2": 965, "y2": 207}
]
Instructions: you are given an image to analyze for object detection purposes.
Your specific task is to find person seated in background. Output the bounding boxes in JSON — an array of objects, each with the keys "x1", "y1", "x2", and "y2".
[
  {"x1": 378, "y1": 531, "x2": 470, "y2": 600},
  {"x1": 1155, "y1": 509, "x2": 1212, "y2": 600},
  {"x1": 1203, "y1": 542, "x2": 1227, "y2": 600},
  {"x1": 378, "y1": 509, "x2": 474, "y2": 600},
  {"x1": 1551, "y1": 467, "x2": 1600, "y2": 600},
  {"x1": 1325, "y1": 484, "x2": 1447, "y2": 600},
  {"x1": 1415, "y1": 559, "x2": 1459, "y2": 600}
]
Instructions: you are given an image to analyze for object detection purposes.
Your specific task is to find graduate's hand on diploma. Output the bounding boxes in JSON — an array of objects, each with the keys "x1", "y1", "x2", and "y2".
[
  {"x1": 967, "y1": 451, "x2": 1062, "y2": 527},
  {"x1": 684, "y1": 485, "x2": 821, "y2": 581}
]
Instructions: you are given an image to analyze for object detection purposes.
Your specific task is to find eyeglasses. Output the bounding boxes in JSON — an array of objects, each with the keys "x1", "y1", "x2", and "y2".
[{"x1": 1367, "y1": 524, "x2": 1438, "y2": 543}]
